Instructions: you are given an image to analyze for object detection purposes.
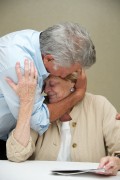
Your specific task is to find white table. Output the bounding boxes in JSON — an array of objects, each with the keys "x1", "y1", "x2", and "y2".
[{"x1": 0, "y1": 160, "x2": 120, "y2": 180}]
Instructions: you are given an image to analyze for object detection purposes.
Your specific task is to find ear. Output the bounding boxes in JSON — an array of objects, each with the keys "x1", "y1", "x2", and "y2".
[
  {"x1": 70, "y1": 81, "x2": 75, "y2": 88},
  {"x1": 42, "y1": 54, "x2": 54, "y2": 65}
]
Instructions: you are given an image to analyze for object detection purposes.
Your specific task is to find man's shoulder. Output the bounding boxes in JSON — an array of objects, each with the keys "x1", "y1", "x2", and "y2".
[
  {"x1": 0, "y1": 29, "x2": 40, "y2": 43},
  {"x1": 13, "y1": 29, "x2": 40, "y2": 35},
  {"x1": 1, "y1": 29, "x2": 39, "y2": 36}
]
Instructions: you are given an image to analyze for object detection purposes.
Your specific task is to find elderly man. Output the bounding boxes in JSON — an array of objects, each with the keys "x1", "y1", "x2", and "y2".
[{"x1": 0, "y1": 22, "x2": 96, "y2": 145}]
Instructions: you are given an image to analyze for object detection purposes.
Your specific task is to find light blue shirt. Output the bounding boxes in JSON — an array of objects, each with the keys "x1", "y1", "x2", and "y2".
[{"x1": 0, "y1": 29, "x2": 50, "y2": 140}]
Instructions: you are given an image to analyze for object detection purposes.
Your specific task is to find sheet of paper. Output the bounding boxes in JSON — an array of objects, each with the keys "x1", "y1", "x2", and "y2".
[{"x1": 52, "y1": 168, "x2": 105, "y2": 175}]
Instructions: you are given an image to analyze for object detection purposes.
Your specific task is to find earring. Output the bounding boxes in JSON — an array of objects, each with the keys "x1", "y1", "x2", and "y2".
[{"x1": 70, "y1": 87, "x2": 75, "y2": 93}]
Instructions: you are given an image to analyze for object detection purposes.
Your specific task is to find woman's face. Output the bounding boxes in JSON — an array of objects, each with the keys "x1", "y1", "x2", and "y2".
[{"x1": 44, "y1": 75, "x2": 75, "y2": 103}]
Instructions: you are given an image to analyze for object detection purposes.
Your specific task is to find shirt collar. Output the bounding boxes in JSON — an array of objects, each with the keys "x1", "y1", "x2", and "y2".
[{"x1": 32, "y1": 31, "x2": 49, "y2": 80}]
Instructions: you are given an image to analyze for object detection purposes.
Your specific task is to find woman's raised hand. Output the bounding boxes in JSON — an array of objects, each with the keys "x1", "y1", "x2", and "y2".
[{"x1": 6, "y1": 59, "x2": 38, "y2": 103}]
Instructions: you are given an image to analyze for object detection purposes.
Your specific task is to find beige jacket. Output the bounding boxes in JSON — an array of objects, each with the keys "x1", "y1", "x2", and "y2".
[{"x1": 7, "y1": 93, "x2": 120, "y2": 162}]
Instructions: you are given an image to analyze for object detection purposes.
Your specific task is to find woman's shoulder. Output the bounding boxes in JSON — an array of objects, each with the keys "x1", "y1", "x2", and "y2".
[
  {"x1": 81, "y1": 92, "x2": 115, "y2": 109},
  {"x1": 85, "y1": 92, "x2": 108, "y2": 101}
]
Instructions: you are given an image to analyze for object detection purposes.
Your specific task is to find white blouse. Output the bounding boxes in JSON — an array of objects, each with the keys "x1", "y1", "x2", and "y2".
[{"x1": 57, "y1": 121, "x2": 71, "y2": 161}]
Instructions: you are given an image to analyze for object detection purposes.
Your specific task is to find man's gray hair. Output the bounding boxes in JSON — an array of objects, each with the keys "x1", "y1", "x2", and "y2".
[{"x1": 40, "y1": 22, "x2": 96, "y2": 68}]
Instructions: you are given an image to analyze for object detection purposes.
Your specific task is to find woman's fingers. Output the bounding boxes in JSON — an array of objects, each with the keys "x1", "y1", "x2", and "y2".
[
  {"x1": 5, "y1": 78, "x2": 17, "y2": 92},
  {"x1": 34, "y1": 64, "x2": 38, "y2": 80},
  {"x1": 24, "y1": 59, "x2": 29, "y2": 80},
  {"x1": 6, "y1": 59, "x2": 38, "y2": 102},
  {"x1": 30, "y1": 61, "x2": 35, "y2": 79},
  {"x1": 98, "y1": 156, "x2": 109, "y2": 168},
  {"x1": 15, "y1": 62, "x2": 23, "y2": 81},
  {"x1": 98, "y1": 156, "x2": 120, "y2": 176},
  {"x1": 30, "y1": 61, "x2": 38, "y2": 81},
  {"x1": 24, "y1": 60, "x2": 38, "y2": 82}
]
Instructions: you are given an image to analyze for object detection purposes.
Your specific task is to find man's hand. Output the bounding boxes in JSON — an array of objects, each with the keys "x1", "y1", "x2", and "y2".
[
  {"x1": 116, "y1": 114, "x2": 120, "y2": 120},
  {"x1": 59, "y1": 69, "x2": 87, "y2": 122},
  {"x1": 75, "y1": 68, "x2": 87, "y2": 92},
  {"x1": 59, "y1": 113, "x2": 72, "y2": 122}
]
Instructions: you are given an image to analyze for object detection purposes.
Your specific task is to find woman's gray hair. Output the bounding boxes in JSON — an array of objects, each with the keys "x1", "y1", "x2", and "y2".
[
  {"x1": 64, "y1": 72, "x2": 78, "y2": 83},
  {"x1": 40, "y1": 22, "x2": 96, "y2": 68}
]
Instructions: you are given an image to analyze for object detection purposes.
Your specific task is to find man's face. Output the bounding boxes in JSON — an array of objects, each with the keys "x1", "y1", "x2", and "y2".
[
  {"x1": 45, "y1": 61, "x2": 81, "y2": 78},
  {"x1": 50, "y1": 63, "x2": 81, "y2": 78},
  {"x1": 43, "y1": 54, "x2": 81, "y2": 78}
]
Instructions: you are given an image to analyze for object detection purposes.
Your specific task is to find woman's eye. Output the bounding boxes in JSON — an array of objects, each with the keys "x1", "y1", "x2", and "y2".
[
  {"x1": 50, "y1": 84, "x2": 55, "y2": 87},
  {"x1": 50, "y1": 81, "x2": 60, "y2": 87}
]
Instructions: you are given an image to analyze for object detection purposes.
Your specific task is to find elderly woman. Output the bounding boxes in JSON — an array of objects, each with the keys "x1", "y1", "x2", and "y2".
[{"x1": 6, "y1": 62, "x2": 120, "y2": 176}]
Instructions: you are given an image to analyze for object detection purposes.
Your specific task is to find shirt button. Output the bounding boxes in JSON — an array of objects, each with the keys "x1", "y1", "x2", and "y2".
[
  {"x1": 53, "y1": 142, "x2": 57, "y2": 146},
  {"x1": 72, "y1": 122, "x2": 77, "y2": 127},
  {"x1": 72, "y1": 143, "x2": 77, "y2": 148}
]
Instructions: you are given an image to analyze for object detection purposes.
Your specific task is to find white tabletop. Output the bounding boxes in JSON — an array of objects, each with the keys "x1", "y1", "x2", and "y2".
[{"x1": 0, "y1": 160, "x2": 120, "y2": 180}]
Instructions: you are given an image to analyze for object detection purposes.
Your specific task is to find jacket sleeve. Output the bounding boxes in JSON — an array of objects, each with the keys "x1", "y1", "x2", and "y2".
[
  {"x1": 6, "y1": 129, "x2": 38, "y2": 162},
  {"x1": 102, "y1": 96, "x2": 120, "y2": 156}
]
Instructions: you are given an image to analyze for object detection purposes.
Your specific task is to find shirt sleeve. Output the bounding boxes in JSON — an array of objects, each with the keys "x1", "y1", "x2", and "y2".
[
  {"x1": 0, "y1": 36, "x2": 50, "y2": 138},
  {"x1": 0, "y1": 67, "x2": 50, "y2": 136}
]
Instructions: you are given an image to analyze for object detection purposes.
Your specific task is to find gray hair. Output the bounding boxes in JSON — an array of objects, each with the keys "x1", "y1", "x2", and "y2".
[{"x1": 40, "y1": 22, "x2": 96, "y2": 68}]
